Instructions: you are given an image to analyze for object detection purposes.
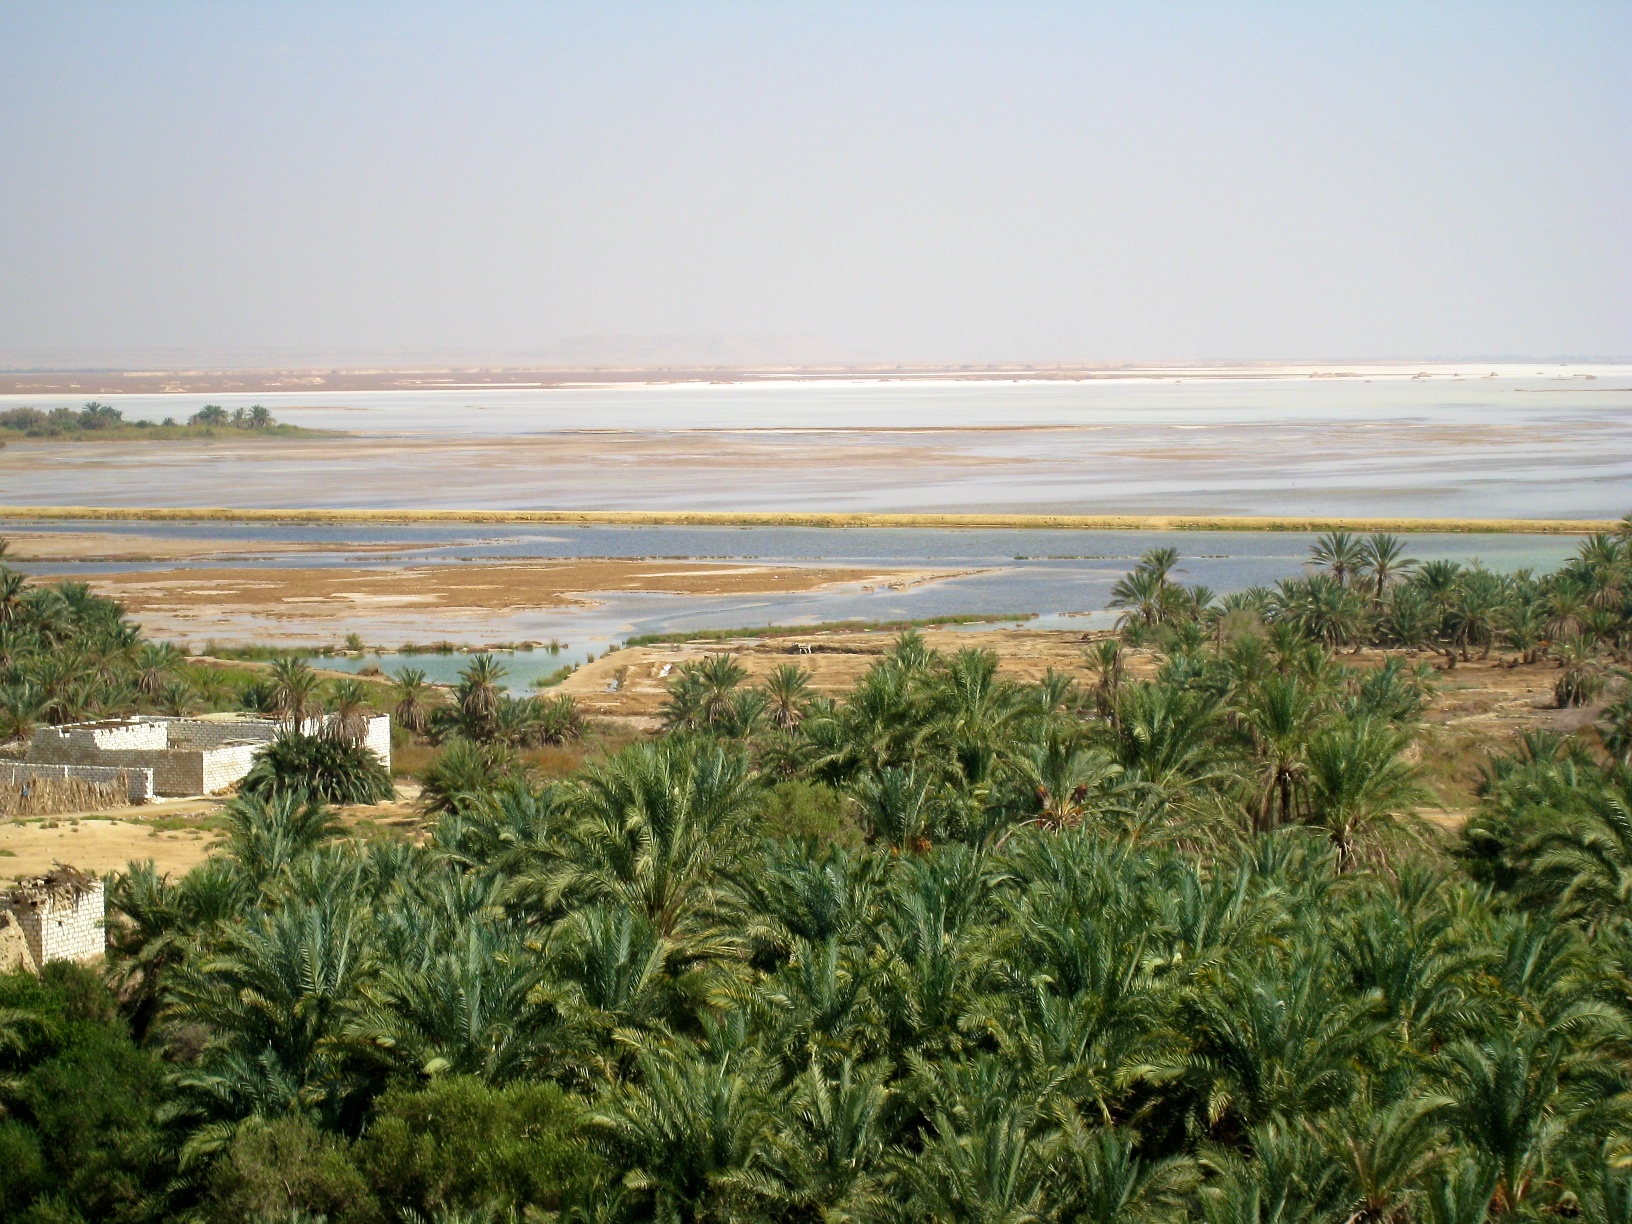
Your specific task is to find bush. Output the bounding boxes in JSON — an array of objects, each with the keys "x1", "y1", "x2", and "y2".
[
  {"x1": 353, "y1": 1077, "x2": 592, "y2": 1218},
  {"x1": 417, "y1": 738, "x2": 517, "y2": 815},
  {"x1": 203, "y1": 1115, "x2": 381, "y2": 1224},
  {"x1": 241, "y1": 732, "x2": 394, "y2": 805},
  {"x1": 756, "y1": 778, "x2": 862, "y2": 846},
  {"x1": 0, "y1": 967, "x2": 172, "y2": 1224}
]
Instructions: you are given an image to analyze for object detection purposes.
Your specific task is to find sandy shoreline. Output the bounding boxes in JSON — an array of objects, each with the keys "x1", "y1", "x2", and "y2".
[{"x1": 3, "y1": 506, "x2": 1617, "y2": 534}]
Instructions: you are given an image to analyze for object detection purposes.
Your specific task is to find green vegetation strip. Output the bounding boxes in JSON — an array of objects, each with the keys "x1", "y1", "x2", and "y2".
[
  {"x1": 623, "y1": 613, "x2": 1037, "y2": 646},
  {"x1": 0, "y1": 506, "x2": 1617, "y2": 533}
]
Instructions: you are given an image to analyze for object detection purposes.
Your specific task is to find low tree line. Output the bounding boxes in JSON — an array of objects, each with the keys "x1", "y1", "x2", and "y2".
[{"x1": 0, "y1": 402, "x2": 282, "y2": 438}]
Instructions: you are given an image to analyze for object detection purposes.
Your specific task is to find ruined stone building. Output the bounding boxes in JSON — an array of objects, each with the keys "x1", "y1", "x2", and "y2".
[{"x1": 2, "y1": 867, "x2": 105, "y2": 967}]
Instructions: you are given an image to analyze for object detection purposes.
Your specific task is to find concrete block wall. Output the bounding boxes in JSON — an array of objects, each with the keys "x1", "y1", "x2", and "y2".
[
  {"x1": 0, "y1": 762, "x2": 153, "y2": 802},
  {"x1": 201, "y1": 743, "x2": 262, "y2": 793},
  {"x1": 27, "y1": 720, "x2": 168, "y2": 765},
  {"x1": 363, "y1": 715, "x2": 392, "y2": 771},
  {"x1": 162, "y1": 718, "x2": 279, "y2": 750},
  {"x1": 7, "y1": 880, "x2": 105, "y2": 965}
]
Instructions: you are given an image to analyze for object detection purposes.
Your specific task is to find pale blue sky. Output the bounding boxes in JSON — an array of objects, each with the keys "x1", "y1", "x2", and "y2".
[{"x1": 1, "y1": 2, "x2": 1627, "y2": 365}]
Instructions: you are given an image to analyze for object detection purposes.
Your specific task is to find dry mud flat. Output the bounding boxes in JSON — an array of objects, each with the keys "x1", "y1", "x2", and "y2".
[{"x1": 52, "y1": 560, "x2": 959, "y2": 638}]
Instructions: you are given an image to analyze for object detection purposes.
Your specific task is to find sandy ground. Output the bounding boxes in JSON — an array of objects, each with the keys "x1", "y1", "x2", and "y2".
[
  {"x1": 0, "y1": 788, "x2": 425, "y2": 881},
  {"x1": 0, "y1": 799, "x2": 223, "y2": 879},
  {"x1": 52, "y1": 560, "x2": 956, "y2": 626},
  {"x1": 4, "y1": 415, "x2": 1626, "y2": 521}
]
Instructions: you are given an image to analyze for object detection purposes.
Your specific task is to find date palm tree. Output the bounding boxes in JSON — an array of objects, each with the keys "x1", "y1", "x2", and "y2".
[
  {"x1": 1361, "y1": 532, "x2": 1417, "y2": 601},
  {"x1": 0, "y1": 568, "x2": 27, "y2": 626},
  {"x1": 269, "y1": 657, "x2": 322, "y2": 731},
  {"x1": 550, "y1": 739, "x2": 759, "y2": 940},
  {"x1": 1302, "y1": 717, "x2": 1430, "y2": 870},
  {"x1": 586, "y1": 1035, "x2": 778, "y2": 1222},
  {"x1": 763, "y1": 663, "x2": 813, "y2": 730},
  {"x1": 390, "y1": 665, "x2": 433, "y2": 733},
  {"x1": 454, "y1": 653, "x2": 507, "y2": 737},
  {"x1": 1311, "y1": 530, "x2": 1367, "y2": 587},
  {"x1": 326, "y1": 677, "x2": 373, "y2": 746},
  {"x1": 1237, "y1": 673, "x2": 1324, "y2": 834},
  {"x1": 0, "y1": 680, "x2": 45, "y2": 743},
  {"x1": 163, "y1": 889, "x2": 381, "y2": 1149},
  {"x1": 134, "y1": 641, "x2": 185, "y2": 698}
]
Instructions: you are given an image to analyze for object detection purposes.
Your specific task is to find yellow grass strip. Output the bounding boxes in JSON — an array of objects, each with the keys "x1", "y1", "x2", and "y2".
[{"x1": 0, "y1": 506, "x2": 1617, "y2": 534}]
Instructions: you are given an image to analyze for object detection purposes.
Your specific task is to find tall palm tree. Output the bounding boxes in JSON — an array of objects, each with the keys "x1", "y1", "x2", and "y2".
[
  {"x1": 699, "y1": 653, "x2": 748, "y2": 725},
  {"x1": 1237, "y1": 673, "x2": 1324, "y2": 834},
  {"x1": 1109, "y1": 567, "x2": 1170, "y2": 630},
  {"x1": 1302, "y1": 717, "x2": 1430, "y2": 869},
  {"x1": 326, "y1": 677, "x2": 373, "y2": 746},
  {"x1": 164, "y1": 889, "x2": 381, "y2": 1146},
  {"x1": 0, "y1": 569, "x2": 27, "y2": 626},
  {"x1": 455, "y1": 653, "x2": 508, "y2": 734},
  {"x1": 772, "y1": 1058, "x2": 891, "y2": 1216},
  {"x1": 390, "y1": 666, "x2": 434, "y2": 734},
  {"x1": 763, "y1": 663, "x2": 813, "y2": 730},
  {"x1": 1440, "y1": 1028, "x2": 1576, "y2": 1216},
  {"x1": 0, "y1": 680, "x2": 45, "y2": 743},
  {"x1": 551, "y1": 739, "x2": 759, "y2": 939},
  {"x1": 134, "y1": 641, "x2": 185, "y2": 698},
  {"x1": 1361, "y1": 532, "x2": 1417, "y2": 600},
  {"x1": 1311, "y1": 531, "x2": 1367, "y2": 587},
  {"x1": 1085, "y1": 638, "x2": 1125, "y2": 723},
  {"x1": 268, "y1": 657, "x2": 322, "y2": 731},
  {"x1": 586, "y1": 1038, "x2": 778, "y2": 1223},
  {"x1": 854, "y1": 766, "x2": 936, "y2": 852}
]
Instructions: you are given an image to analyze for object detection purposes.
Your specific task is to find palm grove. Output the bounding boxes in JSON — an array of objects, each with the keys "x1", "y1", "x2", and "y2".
[{"x1": 4, "y1": 522, "x2": 1632, "y2": 1223}]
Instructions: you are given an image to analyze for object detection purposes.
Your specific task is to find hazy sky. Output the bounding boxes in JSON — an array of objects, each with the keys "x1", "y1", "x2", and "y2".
[{"x1": 2, "y1": 2, "x2": 1627, "y2": 366}]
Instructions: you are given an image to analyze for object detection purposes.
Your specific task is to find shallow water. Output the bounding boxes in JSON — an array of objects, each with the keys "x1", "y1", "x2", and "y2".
[
  {"x1": 4, "y1": 373, "x2": 1629, "y2": 517},
  {"x1": 7, "y1": 521, "x2": 1588, "y2": 651}
]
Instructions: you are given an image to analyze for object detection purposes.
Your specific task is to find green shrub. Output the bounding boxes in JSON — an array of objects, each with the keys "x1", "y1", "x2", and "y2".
[
  {"x1": 202, "y1": 1115, "x2": 381, "y2": 1224},
  {"x1": 241, "y1": 732, "x2": 394, "y2": 805},
  {"x1": 0, "y1": 968, "x2": 171, "y2": 1224},
  {"x1": 353, "y1": 1077, "x2": 592, "y2": 1218},
  {"x1": 417, "y1": 738, "x2": 517, "y2": 816},
  {"x1": 756, "y1": 778, "x2": 862, "y2": 847},
  {"x1": 0, "y1": 1120, "x2": 45, "y2": 1218}
]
